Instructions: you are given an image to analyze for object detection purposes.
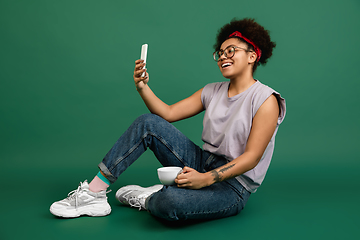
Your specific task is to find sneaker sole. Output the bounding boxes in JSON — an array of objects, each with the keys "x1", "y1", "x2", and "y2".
[{"x1": 50, "y1": 203, "x2": 111, "y2": 218}]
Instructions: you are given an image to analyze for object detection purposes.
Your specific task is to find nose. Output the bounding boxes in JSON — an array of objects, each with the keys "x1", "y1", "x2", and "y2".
[{"x1": 218, "y1": 52, "x2": 227, "y2": 62}]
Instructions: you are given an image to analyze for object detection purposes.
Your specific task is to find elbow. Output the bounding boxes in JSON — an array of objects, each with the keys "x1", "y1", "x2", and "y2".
[
  {"x1": 148, "y1": 106, "x2": 173, "y2": 122},
  {"x1": 159, "y1": 107, "x2": 177, "y2": 123},
  {"x1": 150, "y1": 112, "x2": 172, "y2": 123},
  {"x1": 243, "y1": 152, "x2": 262, "y2": 172}
]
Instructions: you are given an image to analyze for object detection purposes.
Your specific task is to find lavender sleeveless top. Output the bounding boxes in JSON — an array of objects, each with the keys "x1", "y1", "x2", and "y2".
[{"x1": 201, "y1": 80, "x2": 286, "y2": 193}]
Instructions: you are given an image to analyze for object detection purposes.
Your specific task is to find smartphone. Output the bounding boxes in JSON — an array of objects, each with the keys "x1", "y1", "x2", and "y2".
[{"x1": 140, "y1": 44, "x2": 148, "y2": 77}]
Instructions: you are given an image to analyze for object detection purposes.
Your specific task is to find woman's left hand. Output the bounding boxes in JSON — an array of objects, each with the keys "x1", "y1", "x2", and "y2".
[{"x1": 175, "y1": 167, "x2": 213, "y2": 189}]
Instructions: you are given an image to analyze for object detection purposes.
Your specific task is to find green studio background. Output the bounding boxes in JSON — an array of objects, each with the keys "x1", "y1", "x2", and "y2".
[{"x1": 0, "y1": 0, "x2": 359, "y2": 239}]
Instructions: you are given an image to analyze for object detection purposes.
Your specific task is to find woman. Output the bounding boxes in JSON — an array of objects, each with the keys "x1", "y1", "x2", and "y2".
[{"x1": 50, "y1": 18, "x2": 286, "y2": 221}]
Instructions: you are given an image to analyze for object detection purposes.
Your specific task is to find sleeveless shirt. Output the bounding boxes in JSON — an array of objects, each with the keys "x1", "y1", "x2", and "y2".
[{"x1": 201, "y1": 80, "x2": 286, "y2": 192}]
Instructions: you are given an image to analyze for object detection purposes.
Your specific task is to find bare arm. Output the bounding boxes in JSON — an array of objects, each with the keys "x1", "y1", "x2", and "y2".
[
  {"x1": 134, "y1": 59, "x2": 204, "y2": 122},
  {"x1": 175, "y1": 94, "x2": 280, "y2": 189}
]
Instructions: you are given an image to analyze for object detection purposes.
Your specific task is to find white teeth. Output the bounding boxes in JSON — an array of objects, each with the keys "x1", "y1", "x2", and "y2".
[{"x1": 222, "y1": 63, "x2": 232, "y2": 68}]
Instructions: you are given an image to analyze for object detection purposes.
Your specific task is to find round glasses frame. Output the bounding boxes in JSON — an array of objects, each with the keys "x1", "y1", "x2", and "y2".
[{"x1": 213, "y1": 46, "x2": 251, "y2": 62}]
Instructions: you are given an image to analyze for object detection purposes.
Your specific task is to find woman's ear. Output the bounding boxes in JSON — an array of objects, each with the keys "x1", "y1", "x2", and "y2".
[{"x1": 248, "y1": 51, "x2": 257, "y2": 64}]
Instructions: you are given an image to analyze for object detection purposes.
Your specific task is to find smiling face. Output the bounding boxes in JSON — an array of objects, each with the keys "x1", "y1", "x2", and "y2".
[{"x1": 217, "y1": 38, "x2": 256, "y2": 79}]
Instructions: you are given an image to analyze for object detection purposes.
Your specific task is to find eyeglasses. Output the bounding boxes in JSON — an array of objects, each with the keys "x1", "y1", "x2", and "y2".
[{"x1": 213, "y1": 46, "x2": 251, "y2": 62}]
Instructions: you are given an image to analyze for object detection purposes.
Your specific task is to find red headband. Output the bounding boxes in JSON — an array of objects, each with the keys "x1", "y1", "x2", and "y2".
[{"x1": 229, "y1": 31, "x2": 261, "y2": 62}]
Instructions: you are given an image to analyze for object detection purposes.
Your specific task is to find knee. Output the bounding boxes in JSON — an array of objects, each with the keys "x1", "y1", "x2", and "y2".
[
  {"x1": 133, "y1": 114, "x2": 168, "y2": 134},
  {"x1": 135, "y1": 114, "x2": 164, "y2": 127}
]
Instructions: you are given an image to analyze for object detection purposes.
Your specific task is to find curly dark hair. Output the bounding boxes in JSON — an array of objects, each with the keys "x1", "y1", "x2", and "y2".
[{"x1": 214, "y1": 18, "x2": 276, "y2": 73}]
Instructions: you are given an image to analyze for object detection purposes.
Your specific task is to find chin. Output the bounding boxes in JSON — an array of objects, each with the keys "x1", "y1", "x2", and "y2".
[{"x1": 221, "y1": 72, "x2": 234, "y2": 79}]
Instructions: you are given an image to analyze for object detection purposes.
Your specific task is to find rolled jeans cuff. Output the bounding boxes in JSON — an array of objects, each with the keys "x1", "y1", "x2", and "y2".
[{"x1": 98, "y1": 162, "x2": 117, "y2": 184}]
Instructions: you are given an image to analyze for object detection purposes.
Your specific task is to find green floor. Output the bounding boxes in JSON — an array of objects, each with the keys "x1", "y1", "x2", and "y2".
[
  {"x1": 1, "y1": 151, "x2": 359, "y2": 239},
  {"x1": 1, "y1": 0, "x2": 360, "y2": 239}
]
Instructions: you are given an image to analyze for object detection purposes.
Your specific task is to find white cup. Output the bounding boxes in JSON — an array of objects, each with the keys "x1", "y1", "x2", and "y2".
[{"x1": 157, "y1": 166, "x2": 183, "y2": 185}]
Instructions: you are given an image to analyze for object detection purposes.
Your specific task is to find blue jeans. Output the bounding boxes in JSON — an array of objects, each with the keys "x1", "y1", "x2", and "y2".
[{"x1": 99, "y1": 114, "x2": 251, "y2": 221}]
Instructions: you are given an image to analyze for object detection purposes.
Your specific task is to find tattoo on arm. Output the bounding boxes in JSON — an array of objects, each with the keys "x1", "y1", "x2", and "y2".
[
  {"x1": 211, "y1": 164, "x2": 236, "y2": 183},
  {"x1": 219, "y1": 164, "x2": 235, "y2": 173},
  {"x1": 210, "y1": 170, "x2": 222, "y2": 183}
]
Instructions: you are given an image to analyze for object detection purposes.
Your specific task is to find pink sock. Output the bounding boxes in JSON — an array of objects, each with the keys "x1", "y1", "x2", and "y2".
[{"x1": 89, "y1": 176, "x2": 109, "y2": 193}]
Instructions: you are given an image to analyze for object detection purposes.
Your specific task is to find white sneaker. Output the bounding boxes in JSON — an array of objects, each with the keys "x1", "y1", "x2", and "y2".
[
  {"x1": 115, "y1": 185, "x2": 163, "y2": 210},
  {"x1": 50, "y1": 180, "x2": 111, "y2": 218}
]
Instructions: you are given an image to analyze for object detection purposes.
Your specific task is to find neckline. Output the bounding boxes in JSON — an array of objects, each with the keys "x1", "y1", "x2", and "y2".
[{"x1": 227, "y1": 80, "x2": 258, "y2": 100}]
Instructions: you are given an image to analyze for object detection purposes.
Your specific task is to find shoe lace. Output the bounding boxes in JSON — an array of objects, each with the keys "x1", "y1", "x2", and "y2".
[
  {"x1": 65, "y1": 182, "x2": 112, "y2": 209},
  {"x1": 123, "y1": 193, "x2": 145, "y2": 211},
  {"x1": 66, "y1": 184, "x2": 82, "y2": 209}
]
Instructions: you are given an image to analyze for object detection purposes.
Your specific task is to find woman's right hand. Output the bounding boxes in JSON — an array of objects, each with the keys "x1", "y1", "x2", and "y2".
[
  {"x1": 132, "y1": 59, "x2": 204, "y2": 122},
  {"x1": 133, "y1": 59, "x2": 149, "y2": 91}
]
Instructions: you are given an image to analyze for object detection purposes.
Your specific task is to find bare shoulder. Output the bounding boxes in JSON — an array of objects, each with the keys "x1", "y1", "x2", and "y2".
[
  {"x1": 252, "y1": 94, "x2": 279, "y2": 129},
  {"x1": 257, "y1": 94, "x2": 279, "y2": 117}
]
